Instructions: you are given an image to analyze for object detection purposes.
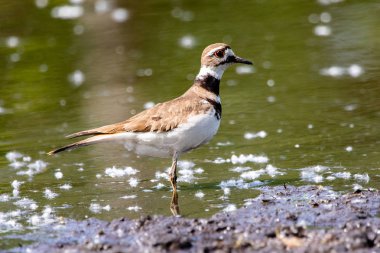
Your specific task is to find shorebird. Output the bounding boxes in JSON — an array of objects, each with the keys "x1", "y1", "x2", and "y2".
[{"x1": 48, "y1": 43, "x2": 252, "y2": 191}]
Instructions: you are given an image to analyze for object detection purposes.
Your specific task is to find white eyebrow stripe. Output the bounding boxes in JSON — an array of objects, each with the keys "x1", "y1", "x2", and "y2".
[{"x1": 207, "y1": 46, "x2": 226, "y2": 56}]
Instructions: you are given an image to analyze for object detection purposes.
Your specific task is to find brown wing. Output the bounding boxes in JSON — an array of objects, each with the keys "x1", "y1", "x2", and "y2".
[{"x1": 66, "y1": 95, "x2": 212, "y2": 138}]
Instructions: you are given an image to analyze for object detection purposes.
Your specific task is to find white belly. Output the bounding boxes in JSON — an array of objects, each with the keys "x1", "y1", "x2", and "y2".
[{"x1": 113, "y1": 111, "x2": 220, "y2": 158}]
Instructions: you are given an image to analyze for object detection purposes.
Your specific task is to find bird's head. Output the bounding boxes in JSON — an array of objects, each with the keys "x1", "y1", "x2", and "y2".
[{"x1": 198, "y1": 43, "x2": 252, "y2": 80}]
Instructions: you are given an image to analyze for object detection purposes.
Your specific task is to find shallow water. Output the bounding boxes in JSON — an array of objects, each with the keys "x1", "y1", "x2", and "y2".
[{"x1": 0, "y1": 0, "x2": 379, "y2": 249}]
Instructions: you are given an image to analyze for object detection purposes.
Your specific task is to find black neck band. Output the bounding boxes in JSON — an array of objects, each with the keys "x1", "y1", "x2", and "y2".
[{"x1": 195, "y1": 75, "x2": 220, "y2": 96}]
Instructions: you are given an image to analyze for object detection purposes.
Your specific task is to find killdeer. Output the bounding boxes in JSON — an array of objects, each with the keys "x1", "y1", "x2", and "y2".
[{"x1": 49, "y1": 43, "x2": 252, "y2": 191}]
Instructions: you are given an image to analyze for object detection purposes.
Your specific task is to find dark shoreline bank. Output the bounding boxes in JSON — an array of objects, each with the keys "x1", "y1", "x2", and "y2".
[{"x1": 9, "y1": 185, "x2": 380, "y2": 253}]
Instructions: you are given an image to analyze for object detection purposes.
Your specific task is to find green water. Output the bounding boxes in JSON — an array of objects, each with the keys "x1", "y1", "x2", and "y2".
[{"x1": 0, "y1": 0, "x2": 379, "y2": 248}]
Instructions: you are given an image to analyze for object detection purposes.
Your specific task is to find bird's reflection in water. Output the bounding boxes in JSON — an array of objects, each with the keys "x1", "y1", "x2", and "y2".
[{"x1": 170, "y1": 190, "x2": 180, "y2": 216}]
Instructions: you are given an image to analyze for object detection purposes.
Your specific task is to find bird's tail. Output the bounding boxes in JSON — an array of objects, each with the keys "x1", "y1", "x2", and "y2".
[{"x1": 48, "y1": 134, "x2": 115, "y2": 155}]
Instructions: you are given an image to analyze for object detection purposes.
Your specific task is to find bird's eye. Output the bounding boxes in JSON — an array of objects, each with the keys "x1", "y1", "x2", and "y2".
[{"x1": 214, "y1": 50, "x2": 225, "y2": 58}]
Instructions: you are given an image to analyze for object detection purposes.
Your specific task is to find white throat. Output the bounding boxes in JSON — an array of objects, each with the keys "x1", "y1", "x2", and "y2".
[{"x1": 196, "y1": 65, "x2": 227, "y2": 80}]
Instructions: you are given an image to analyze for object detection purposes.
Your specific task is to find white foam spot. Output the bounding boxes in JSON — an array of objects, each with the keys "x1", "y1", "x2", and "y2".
[
  {"x1": 143, "y1": 101, "x2": 155, "y2": 109},
  {"x1": 353, "y1": 173, "x2": 369, "y2": 183},
  {"x1": 51, "y1": 5, "x2": 83, "y2": 19},
  {"x1": 44, "y1": 188, "x2": 58, "y2": 199},
  {"x1": 120, "y1": 195, "x2": 137, "y2": 199},
  {"x1": 136, "y1": 68, "x2": 153, "y2": 77},
  {"x1": 0, "y1": 106, "x2": 7, "y2": 115},
  {"x1": 59, "y1": 184, "x2": 72, "y2": 190},
  {"x1": 27, "y1": 160, "x2": 48, "y2": 170},
  {"x1": 0, "y1": 210, "x2": 24, "y2": 231},
  {"x1": 318, "y1": 0, "x2": 344, "y2": 5},
  {"x1": 352, "y1": 184, "x2": 363, "y2": 191},
  {"x1": 320, "y1": 12, "x2": 332, "y2": 23},
  {"x1": 94, "y1": 0, "x2": 111, "y2": 13},
  {"x1": 333, "y1": 172, "x2": 351, "y2": 179},
  {"x1": 267, "y1": 96, "x2": 276, "y2": 103},
  {"x1": 345, "y1": 146, "x2": 353, "y2": 152},
  {"x1": 305, "y1": 165, "x2": 329, "y2": 173},
  {"x1": 105, "y1": 166, "x2": 139, "y2": 178},
  {"x1": 154, "y1": 183, "x2": 165, "y2": 189},
  {"x1": 41, "y1": 206, "x2": 55, "y2": 223},
  {"x1": 230, "y1": 166, "x2": 251, "y2": 173},
  {"x1": 178, "y1": 168, "x2": 196, "y2": 183},
  {"x1": 70, "y1": 0, "x2": 84, "y2": 4},
  {"x1": 219, "y1": 179, "x2": 263, "y2": 189},
  {"x1": 23, "y1": 156, "x2": 32, "y2": 162},
  {"x1": 111, "y1": 8, "x2": 129, "y2": 23},
  {"x1": 9, "y1": 161, "x2": 26, "y2": 170},
  {"x1": 128, "y1": 177, "x2": 139, "y2": 187},
  {"x1": 320, "y1": 65, "x2": 363, "y2": 78},
  {"x1": 10, "y1": 53, "x2": 20, "y2": 62},
  {"x1": 68, "y1": 70, "x2": 85, "y2": 87},
  {"x1": 344, "y1": 104, "x2": 358, "y2": 111},
  {"x1": 54, "y1": 171, "x2": 63, "y2": 179},
  {"x1": 265, "y1": 164, "x2": 285, "y2": 177},
  {"x1": 267, "y1": 79, "x2": 275, "y2": 87},
  {"x1": 212, "y1": 157, "x2": 229, "y2": 164},
  {"x1": 314, "y1": 25, "x2": 331, "y2": 36},
  {"x1": 320, "y1": 66, "x2": 345, "y2": 77},
  {"x1": 35, "y1": 0, "x2": 48, "y2": 8},
  {"x1": 14, "y1": 198, "x2": 38, "y2": 210},
  {"x1": 223, "y1": 187, "x2": 231, "y2": 195},
  {"x1": 231, "y1": 154, "x2": 269, "y2": 164},
  {"x1": 300, "y1": 165, "x2": 330, "y2": 183},
  {"x1": 223, "y1": 204, "x2": 237, "y2": 212},
  {"x1": 240, "y1": 169, "x2": 265, "y2": 180},
  {"x1": 301, "y1": 172, "x2": 323, "y2": 183},
  {"x1": 11, "y1": 180, "x2": 23, "y2": 197},
  {"x1": 155, "y1": 170, "x2": 168, "y2": 180},
  {"x1": 0, "y1": 194, "x2": 10, "y2": 202},
  {"x1": 28, "y1": 215, "x2": 41, "y2": 226},
  {"x1": 17, "y1": 160, "x2": 48, "y2": 177},
  {"x1": 103, "y1": 205, "x2": 111, "y2": 211},
  {"x1": 178, "y1": 160, "x2": 195, "y2": 170},
  {"x1": 195, "y1": 191, "x2": 205, "y2": 199},
  {"x1": 236, "y1": 65, "x2": 255, "y2": 75},
  {"x1": 244, "y1": 131, "x2": 267, "y2": 140},
  {"x1": 89, "y1": 203, "x2": 101, "y2": 213},
  {"x1": 89, "y1": 203, "x2": 111, "y2": 213},
  {"x1": 216, "y1": 141, "x2": 233, "y2": 146},
  {"x1": 347, "y1": 64, "x2": 363, "y2": 77},
  {"x1": 6, "y1": 36, "x2": 20, "y2": 48},
  {"x1": 127, "y1": 206, "x2": 142, "y2": 212},
  {"x1": 6, "y1": 151, "x2": 23, "y2": 162},
  {"x1": 239, "y1": 164, "x2": 284, "y2": 179},
  {"x1": 179, "y1": 35, "x2": 196, "y2": 49}
]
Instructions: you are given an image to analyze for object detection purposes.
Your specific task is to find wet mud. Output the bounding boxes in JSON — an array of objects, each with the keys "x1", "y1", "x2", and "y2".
[{"x1": 8, "y1": 185, "x2": 380, "y2": 252}]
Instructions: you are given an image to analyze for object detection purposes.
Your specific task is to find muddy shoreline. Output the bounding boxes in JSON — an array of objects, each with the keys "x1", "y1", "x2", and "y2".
[{"x1": 9, "y1": 185, "x2": 380, "y2": 252}]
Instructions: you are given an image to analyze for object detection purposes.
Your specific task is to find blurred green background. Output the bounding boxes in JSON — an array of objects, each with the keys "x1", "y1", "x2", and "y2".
[{"x1": 0, "y1": 0, "x2": 379, "y2": 248}]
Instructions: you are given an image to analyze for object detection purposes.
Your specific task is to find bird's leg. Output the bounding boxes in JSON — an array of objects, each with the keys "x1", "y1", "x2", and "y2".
[
  {"x1": 169, "y1": 153, "x2": 178, "y2": 191},
  {"x1": 170, "y1": 189, "x2": 180, "y2": 216}
]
